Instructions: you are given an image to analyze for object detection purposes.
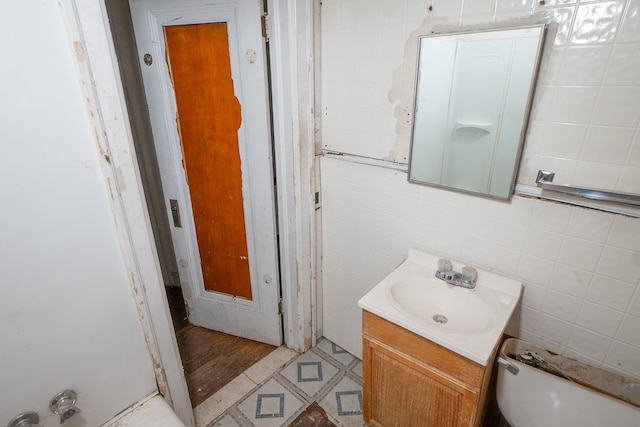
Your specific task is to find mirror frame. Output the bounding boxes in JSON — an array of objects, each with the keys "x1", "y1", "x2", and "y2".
[{"x1": 407, "y1": 24, "x2": 548, "y2": 201}]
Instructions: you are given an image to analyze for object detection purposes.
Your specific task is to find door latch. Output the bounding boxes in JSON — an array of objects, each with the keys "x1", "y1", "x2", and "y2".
[{"x1": 170, "y1": 199, "x2": 182, "y2": 228}]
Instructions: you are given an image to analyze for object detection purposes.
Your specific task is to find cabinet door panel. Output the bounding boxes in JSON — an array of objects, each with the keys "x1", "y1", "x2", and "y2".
[{"x1": 364, "y1": 338, "x2": 477, "y2": 427}]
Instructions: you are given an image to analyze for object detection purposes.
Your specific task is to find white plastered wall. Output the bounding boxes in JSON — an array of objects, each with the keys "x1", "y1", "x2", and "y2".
[{"x1": 0, "y1": 2, "x2": 157, "y2": 425}]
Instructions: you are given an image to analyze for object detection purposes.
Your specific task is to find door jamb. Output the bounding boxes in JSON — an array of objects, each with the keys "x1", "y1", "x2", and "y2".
[
  {"x1": 267, "y1": 0, "x2": 317, "y2": 353},
  {"x1": 64, "y1": 0, "x2": 316, "y2": 424}
]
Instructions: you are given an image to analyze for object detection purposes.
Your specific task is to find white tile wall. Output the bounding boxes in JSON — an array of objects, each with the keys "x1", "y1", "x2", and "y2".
[
  {"x1": 320, "y1": 0, "x2": 640, "y2": 380},
  {"x1": 321, "y1": 156, "x2": 640, "y2": 379},
  {"x1": 322, "y1": 0, "x2": 640, "y2": 192}
]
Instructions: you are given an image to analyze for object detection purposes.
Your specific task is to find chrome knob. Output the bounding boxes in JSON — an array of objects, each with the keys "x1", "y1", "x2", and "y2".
[
  {"x1": 437, "y1": 258, "x2": 452, "y2": 272},
  {"x1": 462, "y1": 266, "x2": 478, "y2": 284},
  {"x1": 7, "y1": 412, "x2": 40, "y2": 427},
  {"x1": 50, "y1": 390, "x2": 81, "y2": 423}
]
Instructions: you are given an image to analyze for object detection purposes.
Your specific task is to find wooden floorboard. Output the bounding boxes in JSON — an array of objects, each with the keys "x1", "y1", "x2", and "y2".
[{"x1": 166, "y1": 286, "x2": 277, "y2": 407}]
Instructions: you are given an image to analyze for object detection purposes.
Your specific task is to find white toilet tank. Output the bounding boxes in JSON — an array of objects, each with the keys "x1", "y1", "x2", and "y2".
[{"x1": 496, "y1": 338, "x2": 640, "y2": 427}]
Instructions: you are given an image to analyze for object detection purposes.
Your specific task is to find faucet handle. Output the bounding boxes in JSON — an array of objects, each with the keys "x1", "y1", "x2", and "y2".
[
  {"x1": 7, "y1": 412, "x2": 41, "y2": 427},
  {"x1": 461, "y1": 266, "x2": 477, "y2": 283},
  {"x1": 437, "y1": 258, "x2": 452, "y2": 272},
  {"x1": 50, "y1": 390, "x2": 81, "y2": 424}
]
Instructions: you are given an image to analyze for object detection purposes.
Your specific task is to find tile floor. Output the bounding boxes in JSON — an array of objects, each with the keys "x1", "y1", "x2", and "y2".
[{"x1": 195, "y1": 338, "x2": 366, "y2": 427}]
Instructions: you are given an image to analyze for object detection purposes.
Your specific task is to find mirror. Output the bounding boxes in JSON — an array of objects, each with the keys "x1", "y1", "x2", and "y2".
[{"x1": 408, "y1": 25, "x2": 547, "y2": 200}]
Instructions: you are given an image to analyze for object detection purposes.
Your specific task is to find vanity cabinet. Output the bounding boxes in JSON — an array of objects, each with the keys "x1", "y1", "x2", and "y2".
[{"x1": 362, "y1": 311, "x2": 497, "y2": 427}]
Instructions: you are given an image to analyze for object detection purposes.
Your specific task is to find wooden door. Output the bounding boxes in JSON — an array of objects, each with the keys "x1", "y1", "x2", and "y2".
[
  {"x1": 130, "y1": 0, "x2": 282, "y2": 346},
  {"x1": 164, "y1": 23, "x2": 252, "y2": 299}
]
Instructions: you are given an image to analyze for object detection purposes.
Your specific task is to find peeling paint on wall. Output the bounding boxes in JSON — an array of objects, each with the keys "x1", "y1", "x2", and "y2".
[
  {"x1": 387, "y1": 17, "x2": 433, "y2": 163},
  {"x1": 73, "y1": 40, "x2": 85, "y2": 63}
]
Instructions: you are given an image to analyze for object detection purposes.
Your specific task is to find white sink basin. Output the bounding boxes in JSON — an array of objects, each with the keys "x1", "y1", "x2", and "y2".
[
  {"x1": 358, "y1": 249, "x2": 522, "y2": 365},
  {"x1": 388, "y1": 279, "x2": 499, "y2": 334}
]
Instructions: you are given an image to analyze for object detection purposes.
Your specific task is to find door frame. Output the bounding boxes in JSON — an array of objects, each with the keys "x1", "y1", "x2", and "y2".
[{"x1": 63, "y1": 0, "x2": 317, "y2": 425}]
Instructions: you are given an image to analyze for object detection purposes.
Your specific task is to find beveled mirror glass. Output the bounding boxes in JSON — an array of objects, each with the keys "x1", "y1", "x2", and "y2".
[{"x1": 408, "y1": 25, "x2": 547, "y2": 200}]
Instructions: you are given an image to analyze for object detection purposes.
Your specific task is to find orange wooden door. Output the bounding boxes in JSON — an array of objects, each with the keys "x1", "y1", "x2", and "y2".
[{"x1": 164, "y1": 23, "x2": 252, "y2": 300}]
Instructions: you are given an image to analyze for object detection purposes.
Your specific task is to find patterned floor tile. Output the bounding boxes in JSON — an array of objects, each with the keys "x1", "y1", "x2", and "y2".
[
  {"x1": 349, "y1": 360, "x2": 363, "y2": 379},
  {"x1": 316, "y1": 338, "x2": 356, "y2": 367},
  {"x1": 319, "y1": 375, "x2": 365, "y2": 427},
  {"x1": 279, "y1": 350, "x2": 340, "y2": 400},
  {"x1": 210, "y1": 413, "x2": 245, "y2": 427},
  {"x1": 206, "y1": 338, "x2": 366, "y2": 427},
  {"x1": 235, "y1": 378, "x2": 306, "y2": 427}
]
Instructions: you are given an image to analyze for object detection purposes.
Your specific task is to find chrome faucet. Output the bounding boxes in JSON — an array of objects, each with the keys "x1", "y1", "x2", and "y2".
[{"x1": 435, "y1": 258, "x2": 477, "y2": 289}]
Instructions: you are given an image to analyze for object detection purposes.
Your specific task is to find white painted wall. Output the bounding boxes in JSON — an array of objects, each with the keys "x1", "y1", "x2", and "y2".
[
  {"x1": 320, "y1": 0, "x2": 640, "y2": 380},
  {"x1": 0, "y1": 3, "x2": 157, "y2": 426}
]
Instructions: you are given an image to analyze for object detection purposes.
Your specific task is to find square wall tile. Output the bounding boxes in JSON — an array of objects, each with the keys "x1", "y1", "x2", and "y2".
[
  {"x1": 380, "y1": 0, "x2": 407, "y2": 25},
  {"x1": 617, "y1": 0, "x2": 640, "y2": 42},
  {"x1": 463, "y1": 213, "x2": 496, "y2": 242},
  {"x1": 497, "y1": 196, "x2": 534, "y2": 224},
  {"x1": 520, "y1": 305, "x2": 542, "y2": 331},
  {"x1": 616, "y1": 315, "x2": 640, "y2": 348},
  {"x1": 538, "y1": 122, "x2": 587, "y2": 159},
  {"x1": 566, "y1": 206, "x2": 614, "y2": 243},
  {"x1": 524, "y1": 229, "x2": 564, "y2": 260},
  {"x1": 542, "y1": 289, "x2": 583, "y2": 322},
  {"x1": 557, "y1": 45, "x2": 610, "y2": 85},
  {"x1": 572, "y1": 161, "x2": 623, "y2": 190},
  {"x1": 586, "y1": 275, "x2": 636, "y2": 312},
  {"x1": 535, "y1": 0, "x2": 576, "y2": 6},
  {"x1": 495, "y1": 0, "x2": 535, "y2": 13},
  {"x1": 530, "y1": 200, "x2": 572, "y2": 233},
  {"x1": 530, "y1": 85, "x2": 555, "y2": 121},
  {"x1": 568, "y1": 326, "x2": 612, "y2": 361},
  {"x1": 533, "y1": 313, "x2": 574, "y2": 347},
  {"x1": 517, "y1": 254, "x2": 556, "y2": 286},
  {"x1": 569, "y1": 1, "x2": 625, "y2": 45},
  {"x1": 557, "y1": 236, "x2": 603, "y2": 272},
  {"x1": 577, "y1": 301, "x2": 623, "y2": 336},
  {"x1": 617, "y1": 166, "x2": 640, "y2": 193},
  {"x1": 548, "y1": 86, "x2": 598, "y2": 124},
  {"x1": 580, "y1": 125, "x2": 635, "y2": 165},
  {"x1": 607, "y1": 216, "x2": 640, "y2": 252},
  {"x1": 486, "y1": 244, "x2": 521, "y2": 277},
  {"x1": 592, "y1": 87, "x2": 640, "y2": 127},
  {"x1": 462, "y1": 0, "x2": 498, "y2": 16},
  {"x1": 492, "y1": 220, "x2": 528, "y2": 251},
  {"x1": 604, "y1": 43, "x2": 640, "y2": 85},
  {"x1": 628, "y1": 288, "x2": 640, "y2": 317},
  {"x1": 521, "y1": 282, "x2": 548, "y2": 310},
  {"x1": 431, "y1": 0, "x2": 463, "y2": 21},
  {"x1": 626, "y1": 130, "x2": 640, "y2": 167},
  {"x1": 597, "y1": 246, "x2": 640, "y2": 284},
  {"x1": 549, "y1": 263, "x2": 592, "y2": 297},
  {"x1": 605, "y1": 340, "x2": 640, "y2": 377},
  {"x1": 542, "y1": 7, "x2": 576, "y2": 46}
]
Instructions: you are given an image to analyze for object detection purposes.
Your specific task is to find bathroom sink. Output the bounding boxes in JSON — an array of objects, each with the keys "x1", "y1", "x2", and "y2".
[
  {"x1": 358, "y1": 249, "x2": 522, "y2": 365},
  {"x1": 388, "y1": 279, "x2": 497, "y2": 334}
]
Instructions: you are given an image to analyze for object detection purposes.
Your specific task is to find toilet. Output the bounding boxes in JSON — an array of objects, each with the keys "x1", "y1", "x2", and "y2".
[{"x1": 495, "y1": 338, "x2": 640, "y2": 427}]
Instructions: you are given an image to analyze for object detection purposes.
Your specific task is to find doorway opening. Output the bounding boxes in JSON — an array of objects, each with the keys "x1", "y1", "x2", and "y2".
[
  {"x1": 165, "y1": 286, "x2": 275, "y2": 407},
  {"x1": 104, "y1": 0, "x2": 279, "y2": 408}
]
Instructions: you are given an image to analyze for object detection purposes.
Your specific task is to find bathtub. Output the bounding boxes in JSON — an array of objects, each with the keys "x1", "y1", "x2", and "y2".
[{"x1": 102, "y1": 394, "x2": 187, "y2": 427}]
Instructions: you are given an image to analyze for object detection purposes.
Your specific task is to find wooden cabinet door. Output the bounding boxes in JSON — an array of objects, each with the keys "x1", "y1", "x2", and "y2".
[{"x1": 363, "y1": 337, "x2": 479, "y2": 427}]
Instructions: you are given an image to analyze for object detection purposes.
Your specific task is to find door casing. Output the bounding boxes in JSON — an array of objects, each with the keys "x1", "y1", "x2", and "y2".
[{"x1": 66, "y1": 0, "x2": 316, "y2": 425}]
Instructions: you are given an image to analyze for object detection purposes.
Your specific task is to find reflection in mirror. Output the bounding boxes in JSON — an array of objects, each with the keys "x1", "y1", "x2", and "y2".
[{"x1": 408, "y1": 25, "x2": 547, "y2": 200}]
